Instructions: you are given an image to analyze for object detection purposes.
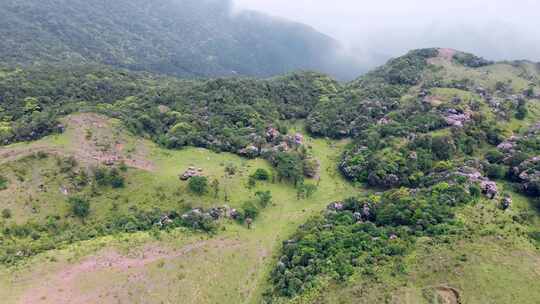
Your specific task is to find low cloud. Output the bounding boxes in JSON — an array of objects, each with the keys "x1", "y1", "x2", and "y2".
[{"x1": 234, "y1": 0, "x2": 540, "y2": 70}]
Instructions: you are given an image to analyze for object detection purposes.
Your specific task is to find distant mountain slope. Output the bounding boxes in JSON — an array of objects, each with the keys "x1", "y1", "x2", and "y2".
[{"x1": 0, "y1": 0, "x2": 355, "y2": 78}]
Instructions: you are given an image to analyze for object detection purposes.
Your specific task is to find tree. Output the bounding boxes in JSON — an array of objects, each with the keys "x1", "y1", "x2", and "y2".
[
  {"x1": 68, "y1": 196, "x2": 90, "y2": 219},
  {"x1": 275, "y1": 152, "x2": 304, "y2": 185},
  {"x1": 255, "y1": 190, "x2": 272, "y2": 207},
  {"x1": 188, "y1": 176, "x2": 208, "y2": 195},
  {"x1": 242, "y1": 201, "x2": 259, "y2": 219},
  {"x1": 432, "y1": 136, "x2": 455, "y2": 160},
  {"x1": 211, "y1": 179, "x2": 220, "y2": 198}
]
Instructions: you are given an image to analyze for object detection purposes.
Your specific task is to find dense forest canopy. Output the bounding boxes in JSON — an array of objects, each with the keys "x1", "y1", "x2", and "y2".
[{"x1": 0, "y1": 0, "x2": 358, "y2": 79}]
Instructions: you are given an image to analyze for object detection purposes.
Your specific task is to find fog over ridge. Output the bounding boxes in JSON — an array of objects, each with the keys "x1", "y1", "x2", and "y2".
[{"x1": 234, "y1": 0, "x2": 540, "y2": 71}]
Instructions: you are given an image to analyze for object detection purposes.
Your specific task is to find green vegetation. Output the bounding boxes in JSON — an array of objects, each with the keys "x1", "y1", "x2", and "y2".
[
  {"x1": 68, "y1": 196, "x2": 90, "y2": 219},
  {"x1": 1, "y1": 47, "x2": 540, "y2": 303},
  {"x1": 253, "y1": 168, "x2": 271, "y2": 181},
  {"x1": 0, "y1": 0, "x2": 354, "y2": 79},
  {"x1": 0, "y1": 175, "x2": 7, "y2": 190},
  {"x1": 188, "y1": 176, "x2": 209, "y2": 196},
  {"x1": 267, "y1": 182, "x2": 472, "y2": 299}
]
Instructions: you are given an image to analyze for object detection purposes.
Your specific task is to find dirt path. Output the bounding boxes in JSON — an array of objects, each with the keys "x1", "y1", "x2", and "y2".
[{"x1": 18, "y1": 239, "x2": 238, "y2": 304}]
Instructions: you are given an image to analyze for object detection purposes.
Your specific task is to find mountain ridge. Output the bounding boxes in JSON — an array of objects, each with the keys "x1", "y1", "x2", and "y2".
[{"x1": 0, "y1": 0, "x2": 357, "y2": 79}]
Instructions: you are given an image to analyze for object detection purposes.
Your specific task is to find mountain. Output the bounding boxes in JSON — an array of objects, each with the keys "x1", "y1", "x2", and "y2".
[{"x1": 0, "y1": 0, "x2": 356, "y2": 79}]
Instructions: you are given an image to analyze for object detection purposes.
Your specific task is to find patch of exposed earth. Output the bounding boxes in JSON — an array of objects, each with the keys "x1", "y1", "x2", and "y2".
[
  {"x1": 17, "y1": 238, "x2": 240, "y2": 304},
  {"x1": 428, "y1": 48, "x2": 457, "y2": 65},
  {"x1": 0, "y1": 113, "x2": 154, "y2": 171}
]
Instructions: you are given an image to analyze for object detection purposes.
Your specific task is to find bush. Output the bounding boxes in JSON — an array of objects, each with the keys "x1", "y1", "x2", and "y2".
[
  {"x1": 253, "y1": 168, "x2": 270, "y2": 181},
  {"x1": 486, "y1": 164, "x2": 506, "y2": 179},
  {"x1": 1, "y1": 208, "x2": 12, "y2": 219},
  {"x1": 108, "y1": 168, "x2": 125, "y2": 188},
  {"x1": 68, "y1": 196, "x2": 90, "y2": 219},
  {"x1": 485, "y1": 150, "x2": 504, "y2": 164},
  {"x1": 0, "y1": 175, "x2": 8, "y2": 190},
  {"x1": 93, "y1": 167, "x2": 125, "y2": 188},
  {"x1": 225, "y1": 163, "x2": 237, "y2": 176},
  {"x1": 255, "y1": 190, "x2": 272, "y2": 207},
  {"x1": 188, "y1": 176, "x2": 208, "y2": 195},
  {"x1": 242, "y1": 201, "x2": 259, "y2": 219}
]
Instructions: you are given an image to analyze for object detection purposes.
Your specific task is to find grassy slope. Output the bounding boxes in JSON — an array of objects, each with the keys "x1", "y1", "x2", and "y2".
[
  {"x1": 307, "y1": 59, "x2": 540, "y2": 304},
  {"x1": 1, "y1": 58, "x2": 540, "y2": 304},
  {"x1": 0, "y1": 114, "x2": 362, "y2": 303}
]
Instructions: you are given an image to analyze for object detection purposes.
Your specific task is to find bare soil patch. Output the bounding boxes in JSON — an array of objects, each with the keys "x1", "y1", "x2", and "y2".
[
  {"x1": 427, "y1": 286, "x2": 461, "y2": 304},
  {"x1": 0, "y1": 113, "x2": 154, "y2": 171},
  {"x1": 428, "y1": 48, "x2": 457, "y2": 65},
  {"x1": 18, "y1": 239, "x2": 239, "y2": 304}
]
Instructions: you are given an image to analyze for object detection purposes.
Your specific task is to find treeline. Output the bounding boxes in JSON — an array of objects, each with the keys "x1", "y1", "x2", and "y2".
[{"x1": 0, "y1": 64, "x2": 338, "y2": 152}]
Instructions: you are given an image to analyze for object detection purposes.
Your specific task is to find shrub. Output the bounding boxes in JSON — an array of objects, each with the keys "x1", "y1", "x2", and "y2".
[
  {"x1": 486, "y1": 164, "x2": 506, "y2": 179},
  {"x1": 255, "y1": 190, "x2": 272, "y2": 207},
  {"x1": 93, "y1": 167, "x2": 125, "y2": 188},
  {"x1": 68, "y1": 196, "x2": 90, "y2": 219},
  {"x1": 225, "y1": 163, "x2": 237, "y2": 176},
  {"x1": 253, "y1": 168, "x2": 270, "y2": 181},
  {"x1": 108, "y1": 168, "x2": 125, "y2": 188},
  {"x1": 188, "y1": 176, "x2": 208, "y2": 195},
  {"x1": 0, "y1": 175, "x2": 8, "y2": 190},
  {"x1": 1, "y1": 208, "x2": 12, "y2": 219},
  {"x1": 485, "y1": 150, "x2": 504, "y2": 164},
  {"x1": 241, "y1": 201, "x2": 259, "y2": 219}
]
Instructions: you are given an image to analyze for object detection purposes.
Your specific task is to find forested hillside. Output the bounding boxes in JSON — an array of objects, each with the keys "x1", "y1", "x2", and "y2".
[
  {"x1": 1, "y1": 48, "x2": 540, "y2": 303},
  {"x1": 0, "y1": 0, "x2": 356, "y2": 79}
]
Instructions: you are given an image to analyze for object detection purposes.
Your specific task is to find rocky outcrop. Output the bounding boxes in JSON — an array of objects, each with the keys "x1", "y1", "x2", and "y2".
[
  {"x1": 443, "y1": 109, "x2": 471, "y2": 128},
  {"x1": 456, "y1": 167, "x2": 498, "y2": 199},
  {"x1": 180, "y1": 166, "x2": 204, "y2": 180}
]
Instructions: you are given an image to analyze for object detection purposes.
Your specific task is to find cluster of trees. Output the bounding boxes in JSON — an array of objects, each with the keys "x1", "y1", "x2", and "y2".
[
  {"x1": 0, "y1": 64, "x2": 338, "y2": 154},
  {"x1": 0, "y1": 205, "x2": 219, "y2": 264},
  {"x1": 453, "y1": 52, "x2": 494, "y2": 68},
  {"x1": 268, "y1": 182, "x2": 472, "y2": 298},
  {"x1": 483, "y1": 127, "x2": 540, "y2": 197},
  {"x1": 340, "y1": 108, "x2": 502, "y2": 189},
  {"x1": 306, "y1": 49, "x2": 439, "y2": 138}
]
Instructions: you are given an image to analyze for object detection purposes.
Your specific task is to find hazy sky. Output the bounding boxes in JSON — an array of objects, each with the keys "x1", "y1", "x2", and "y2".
[{"x1": 233, "y1": 0, "x2": 540, "y2": 68}]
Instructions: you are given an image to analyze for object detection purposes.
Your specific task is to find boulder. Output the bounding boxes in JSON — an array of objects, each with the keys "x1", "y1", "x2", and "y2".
[
  {"x1": 500, "y1": 196, "x2": 512, "y2": 210},
  {"x1": 180, "y1": 167, "x2": 202, "y2": 180},
  {"x1": 238, "y1": 145, "x2": 259, "y2": 158},
  {"x1": 266, "y1": 127, "x2": 280, "y2": 142},
  {"x1": 327, "y1": 202, "x2": 344, "y2": 211},
  {"x1": 294, "y1": 133, "x2": 304, "y2": 145}
]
